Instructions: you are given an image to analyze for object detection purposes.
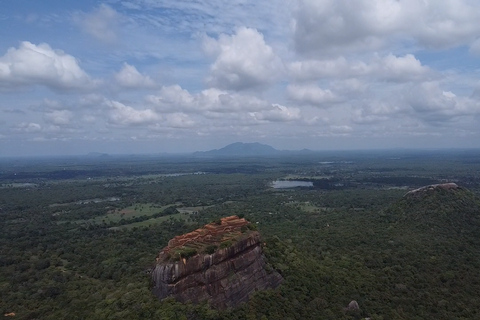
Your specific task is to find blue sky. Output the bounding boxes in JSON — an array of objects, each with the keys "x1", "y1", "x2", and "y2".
[{"x1": 1, "y1": 0, "x2": 480, "y2": 156}]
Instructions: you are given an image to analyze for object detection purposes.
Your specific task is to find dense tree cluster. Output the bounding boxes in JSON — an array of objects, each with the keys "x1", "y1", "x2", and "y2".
[{"x1": 1, "y1": 152, "x2": 480, "y2": 319}]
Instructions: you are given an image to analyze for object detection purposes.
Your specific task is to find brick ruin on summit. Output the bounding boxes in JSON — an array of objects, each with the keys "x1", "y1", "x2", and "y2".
[{"x1": 161, "y1": 215, "x2": 250, "y2": 256}]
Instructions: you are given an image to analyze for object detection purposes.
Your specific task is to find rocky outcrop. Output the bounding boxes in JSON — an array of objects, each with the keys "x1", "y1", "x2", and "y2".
[
  {"x1": 151, "y1": 216, "x2": 282, "y2": 309},
  {"x1": 388, "y1": 182, "x2": 480, "y2": 230},
  {"x1": 346, "y1": 300, "x2": 360, "y2": 311},
  {"x1": 404, "y1": 183, "x2": 460, "y2": 199}
]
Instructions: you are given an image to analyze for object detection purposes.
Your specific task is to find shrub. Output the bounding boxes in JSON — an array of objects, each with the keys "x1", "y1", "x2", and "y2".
[
  {"x1": 172, "y1": 247, "x2": 197, "y2": 261},
  {"x1": 247, "y1": 223, "x2": 258, "y2": 231},
  {"x1": 220, "y1": 240, "x2": 233, "y2": 249},
  {"x1": 204, "y1": 245, "x2": 218, "y2": 254}
]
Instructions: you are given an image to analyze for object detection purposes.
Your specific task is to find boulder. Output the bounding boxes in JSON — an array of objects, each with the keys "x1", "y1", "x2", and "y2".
[{"x1": 346, "y1": 300, "x2": 360, "y2": 311}]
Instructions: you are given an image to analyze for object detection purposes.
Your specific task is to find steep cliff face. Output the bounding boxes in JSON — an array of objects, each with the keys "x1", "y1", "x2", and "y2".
[{"x1": 151, "y1": 216, "x2": 282, "y2": 309}]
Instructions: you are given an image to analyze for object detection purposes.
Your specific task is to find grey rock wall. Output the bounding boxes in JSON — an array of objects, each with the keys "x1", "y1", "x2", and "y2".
[{"x1": 151, "y1": 231, "x2": 282, "y2": 309}]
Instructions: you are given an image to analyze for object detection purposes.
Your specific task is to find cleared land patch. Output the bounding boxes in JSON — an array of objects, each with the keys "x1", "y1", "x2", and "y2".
[{"x1": 109, "y1": 212, "x2": 191, "y2": 230}]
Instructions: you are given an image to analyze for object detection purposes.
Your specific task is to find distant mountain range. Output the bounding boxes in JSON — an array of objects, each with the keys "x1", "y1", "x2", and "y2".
[
  {"x1": 84, "y1": 142, "x2": 313, "y2": 158},
  {"x1": 193, "y1": 142, "x2": 313, "y2": 157}
]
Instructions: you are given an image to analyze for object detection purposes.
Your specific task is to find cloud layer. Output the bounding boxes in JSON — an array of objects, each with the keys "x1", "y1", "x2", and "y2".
[
  {"x1": 1, "y1": 0, "x2": 480, "y2": 155},
  {"x1": 294, "y1": 0, "x2": 480, "y2": 55}
]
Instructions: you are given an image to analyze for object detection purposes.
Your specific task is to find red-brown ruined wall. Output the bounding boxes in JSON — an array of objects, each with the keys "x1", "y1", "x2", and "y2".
[{"x1": 163, "y1": 216, "x2": 250, "y2": 254}]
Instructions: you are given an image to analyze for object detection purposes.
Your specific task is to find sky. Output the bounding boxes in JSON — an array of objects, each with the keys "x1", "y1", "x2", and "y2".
[{"x1": 1, "y1": 0, "x2": 480, "y2": 156}]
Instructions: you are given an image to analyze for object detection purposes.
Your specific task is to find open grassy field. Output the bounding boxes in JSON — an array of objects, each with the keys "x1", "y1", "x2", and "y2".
[
  {"x1": 69, "y1": 203, "x2": 209, "y2": 229},
  {"x1": 74, "y1": 203, "x2": 178, "y2": 225},
  {"x1": 109, "y1": 212, "x2": 193, "y2": 230}
]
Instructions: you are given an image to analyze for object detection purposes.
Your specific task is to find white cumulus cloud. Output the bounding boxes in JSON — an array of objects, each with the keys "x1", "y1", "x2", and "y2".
[
  {"x1": 147, "y1": 85, "x2": 303, "y2": 124},
  {"x1": 352, "y1": 100, "x2": 404, "y2": 124},
  {"x1": 0, "y1": 42, "x2": 94, "y2": 90},
  {"x1": 163, "y1": 113, "x2": 195, "y2": 128},
  {"x1": 204, "y1": 27, "x2": 283, "y2": 91},
  {"x1": 44, "y1": 110, "x2": 73, "y2": 126},
  {"x1": 74, "y1": 4, "x2": 121, "y2": 44},
  {"x1": 288, "y1": 84, "x2": 338, "y2": 106},
  {"x1": 250, "y1": 104, "x2": 301, "y2": 122},
  {"x1": 289, "y1": 54, "x2": 430, "y2": 82},
  {"x1": 114, "y1": 63, "x2": 156, "y2": 89},
  {"x1": 15, "y1": 122, "x2": 42, "y2": 133},
  {"x1": 406, "y1": 81, "x2": 480, "y2": 123},
  {"x1": 147, "y1": 85, "x2": 271, "y2": 113},
  {"x1": 375, "y1": 54, "x2": 431, "y2": 82},
  {"x1": 107, "y1": 100, "x2": 160, "y2": 126}
]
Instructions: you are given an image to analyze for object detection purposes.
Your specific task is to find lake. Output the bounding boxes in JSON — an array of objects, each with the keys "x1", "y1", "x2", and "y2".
[{"x1": 271, "y1": 180, "x2": 314, "y2": 189}]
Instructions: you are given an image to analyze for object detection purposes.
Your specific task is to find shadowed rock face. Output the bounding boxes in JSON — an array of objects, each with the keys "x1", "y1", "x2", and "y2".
[{"x1": 151, "y1": 216, "x2": 282, "y2": 309}]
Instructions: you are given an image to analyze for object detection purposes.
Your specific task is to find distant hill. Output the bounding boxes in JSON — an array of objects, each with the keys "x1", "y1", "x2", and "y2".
[
  {"x1": 385, "y1": 183, "x2": 480, "y2": 232},
  {"x1": 86, "y1": 152, "x2": 110, "y2": 158},
  {"x1": 193, "y1": 142, "x2": 313, "y2": 157}
]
